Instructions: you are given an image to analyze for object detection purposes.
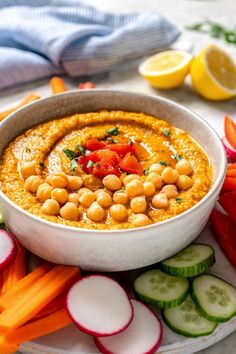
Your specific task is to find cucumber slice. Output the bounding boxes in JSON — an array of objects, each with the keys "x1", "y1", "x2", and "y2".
[
  {"x1": 163, "y1": 295, "x2": 218, "y2": 338},
  {"x1": 161, "y1": 244, "x2": 215, "y2": 277},
  {"x1": 191, "y1": 274, "x2": 236, "y2": 322},
  {"x1": 134, "y1": 269, "x2": 189, "y2": 309}
]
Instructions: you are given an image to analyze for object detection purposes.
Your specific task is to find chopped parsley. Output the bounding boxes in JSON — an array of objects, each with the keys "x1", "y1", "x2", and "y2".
[
  {"x1": 87, "y1": 160, "x2": 94, "y2": 168},
  {"x1": 144, "y1": 168, "x2": 149, "y2": 176},
  {"x1": 163, "y1": 129, "x2": 171, "y2": 137},
  {"x1": 25, "y1": 147, "x2": 31, "y2": 153},
  {"x1": 70, "y1": 159, "x2": 78, "y2": 175},
  {"x1": 106, "y1": 127, "x2": 119, "y2": 136},
  {"x1": 175, "y1": 197, "x2": 182, "y2": 204},
  {"x1": 105, "y1": 137, "x2": 118, "y2": 144},
  {"x1": 76, "y1": 144, "x2": 86, "y2": 156},
  {"x1": 63, "y1": 149, "x2": 75, "y2": 160},
  {"x1": 39, "y1": 162, "x2": 45, "y2": 168},
  {"x1": 158, "y1": 161, "x2": 168, "y2": 166},
  {"x1": 174, "y1": 154, "x2": 183, "y2": 161}
]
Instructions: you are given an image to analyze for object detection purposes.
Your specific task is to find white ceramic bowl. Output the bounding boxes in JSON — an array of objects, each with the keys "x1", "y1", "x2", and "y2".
[{"x1": 0, "y1": 90, "x2": 227, "y2": 271}]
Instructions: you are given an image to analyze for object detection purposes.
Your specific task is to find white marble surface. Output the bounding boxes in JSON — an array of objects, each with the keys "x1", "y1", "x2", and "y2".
[{"x1": 0, "y1": 0, "x2": 235, "y2": 353}]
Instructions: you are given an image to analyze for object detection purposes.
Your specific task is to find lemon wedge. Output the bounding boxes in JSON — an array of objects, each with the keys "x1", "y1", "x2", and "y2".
[
  {"x1": 191, "y1": 44, "x2": 236, "y2": 101},
  {"x1": 139, "y1": 50, "x2": 192, "y2": 89}
]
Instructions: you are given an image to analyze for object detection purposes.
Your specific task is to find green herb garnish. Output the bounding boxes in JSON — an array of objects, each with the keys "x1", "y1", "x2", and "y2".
[
  {"x1": 186, "y1": 19, "x2": 236, "y2": 45},
  {"x1": 106, "y1": 127, "x2": 119, "y2": 136},
  {"x1": 87, "y1": 160, "x2": 94, "y2": 168},
  {"x1": 63, "y1": 149, "x2": 75, "y2": 160},
  {"x1": 25, "y1": 148, "x2": 31, "y2": 153},
  {"x1": 163, "y1": 129, "x2": 171, "y2": 137},
  {"x1": 175, "y1": 197, "x2": 182, "y2": 204},
  {"x1": 174, "y1": 154, "x2": 183, "y2": 161},
  {"x1": 39, "y1": 162, "x2": 45, "y2": 168},
  {"x1": 70, "y1": 159, "x2": 78, "y2": 175},
  {"x1": 105, "y1": 137, "x2": 118, "y2": 144},
  {"x1": 144, "y1": 168, "x2": 149, "y2": 176},
  {"x1": 158, "y1": 161, "x2": 168, "y2": 166},
  {"x1": 76, "y1": 144, "x2": 86, "y2": 155}
]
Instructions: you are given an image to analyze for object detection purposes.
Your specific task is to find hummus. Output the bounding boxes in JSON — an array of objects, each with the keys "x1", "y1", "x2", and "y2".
[{"x1": 0, "y1": 111, "x2": 212, "y2": 229}]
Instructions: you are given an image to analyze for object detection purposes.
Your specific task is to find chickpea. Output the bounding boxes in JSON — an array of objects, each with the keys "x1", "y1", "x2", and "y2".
[
  {"x1": 67, "y1": 176, "x2": 83, "y2": 191},
  {"x1": 146, "y1": 172, "x2": 162, "y2": 189},
  {"x1": 51, "y1": 188, "x2": 68, "y2": 204},
  {"x1": 87, "y1": 202, "x2": 105, "y2": 222},
  {"x1": 68, "y1": 193, "x2": 80, "y2": 206},
  {"x1": 60, "y1": 202, "x2": 80, "y2": 221},
  {"x1": 20, "y1": 163, "x2": 37, "y2": 179},
  {"x1": 77, "y1": 187, "x2": 92, "y2": 197},
  {"x1": 113, "y1": 190, "x2": 129, "y2": 205},
  {"x1": 152, "y1": 193, "x2": 170, "y2": 209},
  {"x1": 95, "y1": 189, "x2": 112, "y2": 196},
  {"x1": 149, "y1": 163, "x2": 164, "y2": 175},
  {"x1": 161, "y1": 167, "x2": 179, "y2": 184},
  {"x1": 96, "y1": 191, "x2": 113, "y2": 208},
  {"x1": 161, "y1": 184, "x2": 178, "y2": 199},
  {"x1": 109, "y1": 204, "x2": 128, "y2": 222},
  {"x1": 130, "y1": 196, "x2": 147, "y2": 213},
  {"x1": 130, "y1": 214, "x2": 150, "y2": 227},
  {"x1": 175, "y1": 159, "x2": 193, "y2": 176},
  {"x1": 125, "y1": 179, "x2": 144, "y2": 198},
  {"x1": 41, "y1": 199, "x2": 60, "y2": 216},
  {"x1": 103, "y1": 174, "x2": 122, "y2": 191},
  {"x1": 50, "y1": 172, "x2": 68, "y2": 188},
  {"x1": 123, "y1": 174, "x2": 141, "y2": 185},
  {"x1": 24, "y1": 175, "x2": 42, "y2": 193},
  {"x1": 36, "y1": 183, "x2": 53, "y2": 203},
  {"x1": 176, "y1": 175, "x2": 193, "y2": 191},
  {"x1": 45, "y1": 174, "x2": 53, "y2": 185},
  {"x1": 79, "y1": 191, "x2": 96, "y2": 208},
  {"x1": 143, "y1": 181, "x2": 156, "y2": 197}
]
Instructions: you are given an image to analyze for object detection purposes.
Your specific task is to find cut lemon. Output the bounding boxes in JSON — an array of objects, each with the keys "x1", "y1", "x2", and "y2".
[
  {"x1": 139, "y1": 50, "x2": 192, "y2": 89},
  {"x1": 191, "y1": 44, "x2": 236, "y2": 101}
]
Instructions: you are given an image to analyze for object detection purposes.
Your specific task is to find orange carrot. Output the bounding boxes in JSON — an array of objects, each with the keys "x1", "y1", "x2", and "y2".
[
  {"x1": 4, "y1": 308, "x2": 71, "y2": 346},
  {"x1": 33, "y1": 292, "x2": 66, "y2": 320},
  {"x1": 0, "y1": 265, "x2": 80, "y2": 330},
  {"x1": 50, "y1": 76, "x2": 67, "y2": 94},
  {"x1": 0, "y1": 93, "x2": 40, "y2": 122},
  {"x1": 1, "y1": 239, "x2": 26, "y2": 294},
  {"x1": 0, "y1": 262, "x2": 52, "y2": 311}
]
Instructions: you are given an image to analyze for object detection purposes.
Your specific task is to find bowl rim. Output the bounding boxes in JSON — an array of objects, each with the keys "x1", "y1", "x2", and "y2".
[{"x1": 0, "y1": 89, "x2": 227, "y2": 235}]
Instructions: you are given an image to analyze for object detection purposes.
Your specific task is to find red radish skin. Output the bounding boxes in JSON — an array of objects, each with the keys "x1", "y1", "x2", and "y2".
[
  {"x1": 222, "y1": 137, "x2": 236, "y2": 160},
  {"x1": 0, "y1": 230, "x2": 17, "y2": 272},
  {"x1": 66, "y1": 275, "x2": 133, "y2": 337},
  {"x1": 94, "y1": 299, "x2": 163, "y2": 354}
]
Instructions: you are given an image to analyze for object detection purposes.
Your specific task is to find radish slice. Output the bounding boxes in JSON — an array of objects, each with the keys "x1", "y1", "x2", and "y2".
[
  {"x1": 0, "y1": 230, "x2": 17, "y2": 271},
  {"x1": 95, "y1": 299, "x2": 163, "y2": 354},
  {"x1": 222, "y1": 137, "x2": 236, "y2": 160},
  {"x1": 66, "y1": 275, "x2": 133, "y2": 336}
]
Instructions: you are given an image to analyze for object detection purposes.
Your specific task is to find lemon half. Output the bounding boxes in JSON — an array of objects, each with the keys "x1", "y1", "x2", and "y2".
[
  {"x1": 191, "y1": 44, "x2": 236, "y2": 101},
  {"x1": 139, "y1": 50, "x2": 192, "y2": 89}
]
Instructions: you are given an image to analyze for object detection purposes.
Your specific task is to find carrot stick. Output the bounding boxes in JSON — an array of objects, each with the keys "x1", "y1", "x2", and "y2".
[
  {"x1": 0, "y1": 93, "x2": 40, "y2": 122},
  {"x1": 0, "y1": 265, "x2": 80, "y2": 330},
  {"x1": 0, "y1": 262, "x2": 52, "y2": 311},
  {"x1": 33, "y1": 292, "x2": 66, "y2": 320},
  {"x1": 50, "y1": 77, "x2": 67, "y2": 94},
  {"x1": 1, "y1": 239, "x2": 26, "y2": 294},
  {"x1": 4, "y1": 308, "x2": 72, "y2": 345}
]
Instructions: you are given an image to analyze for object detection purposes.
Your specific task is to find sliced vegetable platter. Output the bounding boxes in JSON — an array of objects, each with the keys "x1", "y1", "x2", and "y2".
[{"x1": 20, "y1": 224, "x2": 236, "y2": 354}]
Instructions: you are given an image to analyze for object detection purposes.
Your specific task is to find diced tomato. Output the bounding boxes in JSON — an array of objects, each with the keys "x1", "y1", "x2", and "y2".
[
  {"x1": 106, "y1": 143, "x2": 135, "y2": 157},
  {"x1": 119, "y1": 153, "x2": 143, "y2": 174},
  {"x1": 93, "y1": 161, "x2": 121, "y2": 178},
  {"x1": 135, "y1": 142, "x2": 149, "y2": 160},
  {"x1": 86, "y1": 139, "x2": 106, "y2": 151},
  {"x1": 210, "y1": 209, "x2": 236, "y2": 268},
  {"x1": 97, "y1": 149, "x2": 118, "y2": 163},
  {"x1": 225, "y1": 115, "x2": 236, "y2": 150},
  {"x1": 219, "y1": 190, "x2": 236, "y2": 223},
  {"x1": 226, "y1": 169, "x2": 236, "y2": 177},
  {"x1": 78, "y1": 152, "x2": 99, "y2": 173},
  {"x1": 222, "y1": 176, "x2": 236, "y2": 191}
]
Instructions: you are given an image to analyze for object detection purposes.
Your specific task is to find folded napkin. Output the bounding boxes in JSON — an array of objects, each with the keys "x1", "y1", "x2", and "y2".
[{"x1": 0, "y1": 0, "x2": 180, "y2": 89}]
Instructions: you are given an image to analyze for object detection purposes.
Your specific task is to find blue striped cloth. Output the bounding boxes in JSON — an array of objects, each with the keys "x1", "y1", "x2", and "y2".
[{"x1": 0, "y1": 0, "x2": 180, "y2": 89}]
